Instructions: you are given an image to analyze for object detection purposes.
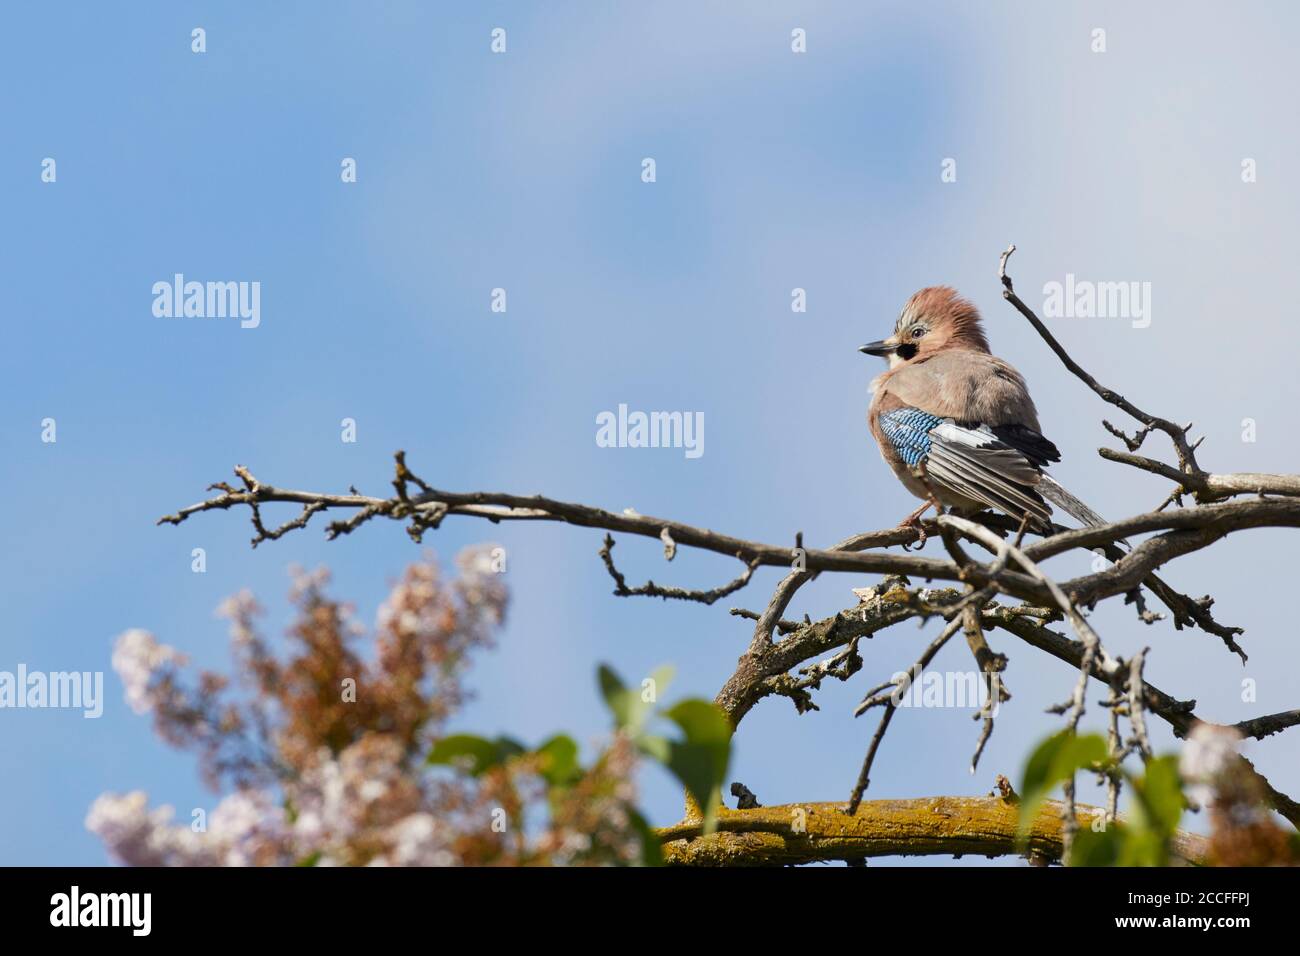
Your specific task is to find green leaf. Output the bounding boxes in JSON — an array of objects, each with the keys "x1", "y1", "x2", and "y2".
[
  {"x1": 661, "y1": 699, "x2": 732, "y2": 834},
  {"x1": 663, "y1": 699, "x2": 732, "y2": 748},
  {"x1": 1116, "y1": 827, "x2": 1169, "y2": 867},
  {"x1": 1067, "y1": 826, "x2": 1123, "y2": 867},
  {"x1": 664, "y1": 741, "x2": 725, "y2": 826},
  {"x1": 597, "y1": 663, "x2": 675, "y2": 735},
  {"x1": 636, "y1": 734, "x2": 671, "y2": 763},
  {"x1": 1131, "y1": 755, "x2": 1184, "y2": 839},
  {"x1": 427, "y1": 734, "x2": 525, "y2": 775},
  {"x1": 630, "y1": 700, "x2": 733, "y2": 834},
  {"x1": 1109, "y1": 755, "x2": 1183, "y2": 866},
  {"x1": 534, "y1": 734, "x2": 582, "y2": 787},
  {"x1": 597, "y1": 663, "x2": 625, "y2": 709},
  {"x1": 1018, "y1": 731, "x2": 1109, "y2": 835},
  {"x1": 597, "y1": 664, "x2": 649, "y2": 733},
  {"x1": 644, "y1": 665, "x2": 676, "y2": 708},
  {"x1": 626, "y1": 808, "x2": 664, "y2": 867}
]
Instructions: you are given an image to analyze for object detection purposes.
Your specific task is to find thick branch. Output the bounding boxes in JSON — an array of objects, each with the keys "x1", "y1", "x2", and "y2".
[
  {"x1": 657, "y1": 796, "x2": 1207, "y2": 866},
  {"x1": 719, "y1": 579, "x2": 941, "y2": 724},
  {"x1": 1099, "y1": 448, "x2": 1300, "y2": 501}
]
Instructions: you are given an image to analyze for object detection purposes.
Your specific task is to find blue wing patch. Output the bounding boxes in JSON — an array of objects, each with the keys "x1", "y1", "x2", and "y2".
[{"x1": 879, "y1": 408, "x2": 943, "y2": 467}]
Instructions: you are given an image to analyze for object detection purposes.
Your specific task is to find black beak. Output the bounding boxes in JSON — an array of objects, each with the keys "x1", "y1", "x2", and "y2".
[{"x1": 859, "y1": 340, "x2": 896, "y2": 357}]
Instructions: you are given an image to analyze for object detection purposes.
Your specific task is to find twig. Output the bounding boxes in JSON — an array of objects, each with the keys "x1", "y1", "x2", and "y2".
[
  {"x1": 1126, "y1": 648, "x2": 1154, "y2": 759},
  {"x1": 598, "y1": 534, "x2": 759, "y2": 605},
  {"x1": 1231, "y1": 709, "x2": 1300, "y2": 741},
  {"x1": 729, "y1": 607, "x2": 801, "y2": 635},
  {"x1": 1104, "y1": 684, "x2": 1124, "y2": 823},
  {"x1": 938, "y1": 515, "x2": 1113, "y2": 730},
  {"x1": 999, "y1": 244, "x2": 1205, "y2": 477},
  {"x1": 1099, "y1": 447, "x2": 1300, "y2": 501},
  {"x1": 847, "y1": 601, "x2": 987, "y2": 813},
  {"x1": 987, "y1": 611, "x2": 1300, "y2": 828},
  {"x1": 963, "y1": 603, "x2": 1007, "y2": 775}
]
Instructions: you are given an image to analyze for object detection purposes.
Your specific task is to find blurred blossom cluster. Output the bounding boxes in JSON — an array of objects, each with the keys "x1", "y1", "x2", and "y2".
[
  {"x1": 1180, "y1": 721, "x2": 1299, "y2": 866},
  {"x1": 89, "y1": 546, "x2": 644, "y2": 866}
]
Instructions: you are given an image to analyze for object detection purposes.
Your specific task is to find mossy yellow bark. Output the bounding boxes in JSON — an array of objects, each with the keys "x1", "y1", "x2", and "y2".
[{"x1": 657, "y1": 795, "x2": 1207, "y2": 866}]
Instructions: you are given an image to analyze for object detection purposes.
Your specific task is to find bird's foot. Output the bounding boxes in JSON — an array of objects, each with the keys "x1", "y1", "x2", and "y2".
[
  {"x1": 897, "y1": 499, "x2": 941, "y2": 551},
  {"x1": 899, "y1": 515, "x2": 927, "y2": 550}
]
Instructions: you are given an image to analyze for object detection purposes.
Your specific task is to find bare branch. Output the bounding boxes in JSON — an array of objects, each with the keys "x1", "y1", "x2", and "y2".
[
  {"x1": 938, "y1": 514, "x2": 1112, "y2": 732},
  {"x1": 999, "y1": 244, "x2": 1205, "y2": 477},
  {"x1": 597, "y1": 534, "x2": 759, "y2": 605},
  {"x1": 1099, "y1": 447, "x2": 1300, "y2": 501},
  {"x1": 1231, "y1": 709, "x2": 1300, "y2": 741},
  {"x1": 847, "y1": 605, "x2": 980, "y2": 813},
  {"x1": 963, "y1": 603, "x2": 1008, "y2": 774},
  {"x1": 728, "y1": 606, "x2": 801, "y2": 636},
  {"x1": 987, "y1": 611, "x2": 1300, "y2": 828},
  {"x1": 1126, "y1": 648, "x2": 1155, "y2": 759},
  {"x1": 249, "y1": 500, "x2": 326, "y2": 547}
]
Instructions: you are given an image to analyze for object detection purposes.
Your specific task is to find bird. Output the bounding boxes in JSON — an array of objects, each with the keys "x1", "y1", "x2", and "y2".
[{"x1": 861, "y1": 286, "x2": 1106, "y2": 544}]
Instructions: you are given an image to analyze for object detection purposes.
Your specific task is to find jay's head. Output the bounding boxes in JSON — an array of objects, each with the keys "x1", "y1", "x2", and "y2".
[{"x1": 859, "y1": 286, "x2": 991, "y2": 368}]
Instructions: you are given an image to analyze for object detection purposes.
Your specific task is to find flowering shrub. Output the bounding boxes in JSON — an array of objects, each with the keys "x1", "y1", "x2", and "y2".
[{"x1": 88, "y1": 547, "x2": 668, "y2": 866}]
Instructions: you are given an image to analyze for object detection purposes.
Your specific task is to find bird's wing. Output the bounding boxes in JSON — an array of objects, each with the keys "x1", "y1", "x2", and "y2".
[
  {"x1": 875, "y1": 407, "x2": 939, "y2": 469},
  {"x1": 878, "y1": 409, "x2": 1052, "y2": 525},
  {"x1": 926, "y1": 426, "x2": 1053, "y2": 525},
  {"x1": 987, "y1": 423, "x2": 1061, "y2": 466}
]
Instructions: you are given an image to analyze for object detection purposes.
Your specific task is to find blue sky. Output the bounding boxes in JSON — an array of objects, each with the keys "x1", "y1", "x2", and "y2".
[{"x1": 2, "y1": 1, "x2": 1298, "y2": 865}]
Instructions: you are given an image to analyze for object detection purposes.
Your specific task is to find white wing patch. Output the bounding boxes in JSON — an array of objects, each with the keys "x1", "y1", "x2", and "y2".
[
  {"x1": 930, "y1": 421, "x2": 1001, "y2": 448},
  {"x1": 924, "y1": 421, "x2": 1052, "y2": 524}
]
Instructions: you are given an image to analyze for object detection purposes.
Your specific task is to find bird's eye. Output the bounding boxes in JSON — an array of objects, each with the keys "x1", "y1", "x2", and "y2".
[{"x1": 911, "y1": 327, "x2": 926, "y2": 339}]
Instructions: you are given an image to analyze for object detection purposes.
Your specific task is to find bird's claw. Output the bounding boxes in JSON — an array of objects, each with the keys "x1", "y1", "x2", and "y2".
[
  {"x1": 897, "y1": 497, "x2": 942, "y2": 550},
  {"x1": 899, "y1": 515, "x2": 928, "y2": 550}
]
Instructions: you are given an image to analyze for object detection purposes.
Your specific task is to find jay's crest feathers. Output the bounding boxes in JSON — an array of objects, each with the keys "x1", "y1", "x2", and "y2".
[
  {"x1": 896, "y1": 286, "x2": 991, "y2": 356},
  {"x1": 861, "y1": 286, "x2": 1107, "y2": 533}
]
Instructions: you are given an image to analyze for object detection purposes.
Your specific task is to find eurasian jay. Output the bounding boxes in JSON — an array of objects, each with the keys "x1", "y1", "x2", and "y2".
[{"x1": 861, "y1": 286, "x2": 1104, "y2": 540}]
